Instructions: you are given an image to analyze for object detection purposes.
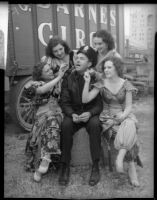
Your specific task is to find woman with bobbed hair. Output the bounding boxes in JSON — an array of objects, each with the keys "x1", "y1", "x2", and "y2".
[
  {"x1": 42, "y1": 36, "x2": 75, "y2": 76},
  {"x1": 82, "y1": 55, "x2": 143, "y2": 187},
  {"x1": 93, "y1": 29, "x2": 115, "y2": 51},
  {"x1": 45, "y1": 36, "x2": 71, "y2": 59},
  {"x1": 24, "y1": 60, "x2": 68, "y2": 182},
  {"x1": 101, "y1": 55, "x2": 124, "y2": 78},
  {"x1": 93, "y1": 29, "x2": 121, "y2": 73}
]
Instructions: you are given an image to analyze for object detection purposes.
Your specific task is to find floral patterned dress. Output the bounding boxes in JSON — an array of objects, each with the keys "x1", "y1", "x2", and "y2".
[
  {"x1": 24, "y1": 80, "x2": 63, "y2": 172},
  {"x1": 93, "y1": 79, "x2": 140, "y2": 162}
]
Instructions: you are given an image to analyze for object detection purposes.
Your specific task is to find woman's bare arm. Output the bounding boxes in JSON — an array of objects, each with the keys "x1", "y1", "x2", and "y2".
[{"x1": 82, "y1": 71, "x2": 100, "y2": 103}]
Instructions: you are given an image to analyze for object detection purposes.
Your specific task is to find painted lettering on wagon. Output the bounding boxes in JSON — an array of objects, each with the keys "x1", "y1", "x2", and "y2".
[{"x1": 17, "y1": 4, "x2": 116, "y2": 48}]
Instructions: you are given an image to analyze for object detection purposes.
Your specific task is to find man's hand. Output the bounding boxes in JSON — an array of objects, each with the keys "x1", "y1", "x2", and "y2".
[
  {"x1": 78, "y1": 112, "x2": 91, "y2": 123},
  {"x1": 72, "y1": 113, "x2": 80, "y2": 123},
  {"x1": 106, "y1": 119, "x2": 115, "y2": 126}
]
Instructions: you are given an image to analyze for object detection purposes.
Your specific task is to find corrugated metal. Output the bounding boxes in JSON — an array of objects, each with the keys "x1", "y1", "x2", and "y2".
[
  {"x1": 31, "y1": 4, "x2": 40, "y2": 63},
  {"x1": 69, "y1": 4, "x2": 76, "y2": 50},
  {"x1": 116, "y1": 5, "x2": 119, "y2": 53},
  {"x1": 52, "y1": 4, "x2": 58, "y2": 36},
  {"x1": 96, "y1": 4, "x2": 101, "y2": 31},
  {"x1": 107, "y1": 4, "x2": 111, "y2": 32},
  {"x1": 118, "y1": 5, "x2": 124, "y2": 58},
  {"x1": 84, "y1": 4, "x2": 90, "y2": 45}
]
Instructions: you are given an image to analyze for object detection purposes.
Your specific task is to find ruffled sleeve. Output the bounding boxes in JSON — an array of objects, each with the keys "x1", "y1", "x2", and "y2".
[
  {"x1": 124, "y1": 80, "x2": 138, "y2": 95},
  {"x1": 91, "y1": 79, "x2": 105, "y2": 96},
  {"x1": 92, "y1": 79, "x2": 104, "y2": 89},
  {"x1": 24, "y1": 81, "x2": 45, "y2": 99},
  {"x1": 30, "y1": 81, "x2": 45, "y2": 90},
  {"x1": 41, "y1": 56, "x2": 60, "y2": 71}
]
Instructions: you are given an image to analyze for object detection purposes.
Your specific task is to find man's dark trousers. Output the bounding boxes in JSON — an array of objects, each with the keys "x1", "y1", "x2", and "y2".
[{"x1": 60, "y1": 115, "x2": 102, "y2": 165}]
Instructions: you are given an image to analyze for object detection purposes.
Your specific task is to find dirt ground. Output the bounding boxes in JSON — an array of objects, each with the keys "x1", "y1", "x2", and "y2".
[{"x1": 4, "y1": 95, "x2": 154, "y2": 198}]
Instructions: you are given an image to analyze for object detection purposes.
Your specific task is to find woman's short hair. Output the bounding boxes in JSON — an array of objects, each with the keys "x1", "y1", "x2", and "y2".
[
  {"x1": 32, "y1": 61, "x2": 47, "y2": 81},
  {"x1": 93, "y1": 29, "x2": 115, "y2": 51},
  {"x1": 45, "y1": 36, "x2": 71, "y2": 58},
  {"x1": 101, "y1": 56, "x2": 124, "y2": 78}
]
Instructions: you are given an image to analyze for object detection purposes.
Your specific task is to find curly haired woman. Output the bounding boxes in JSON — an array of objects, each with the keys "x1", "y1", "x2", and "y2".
[
  {"x1": 24, "y1": 60, "x2": 68, "y2": 182},
  {"x1": 82, "y1": 56, "x2": 143, "y2": 187},
  {"x1": 41, "y1": 36, "x2": 76, "y2": 76}
]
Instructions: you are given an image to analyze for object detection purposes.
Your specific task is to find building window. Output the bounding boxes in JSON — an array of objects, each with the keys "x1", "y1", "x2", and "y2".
[{"x1": 147, "y1": 15, "x2": 153, "y2": 26}]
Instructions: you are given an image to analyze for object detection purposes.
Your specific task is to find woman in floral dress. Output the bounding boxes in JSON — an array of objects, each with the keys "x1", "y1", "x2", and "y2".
[
  {"x1": 82, "y1": 55, "x2": 142, "y2": 187},
  {"x1": 24, "y1": 60, "x2": 68, "y2": 182}
]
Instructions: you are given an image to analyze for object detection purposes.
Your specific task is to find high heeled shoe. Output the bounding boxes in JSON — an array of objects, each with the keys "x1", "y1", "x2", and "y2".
[
  {"x1": 38, "y1": 156, "x2": 51, "y2": 174},
  {"x1": 34, "y1": 170, "x2": 42, "y2": 182}
]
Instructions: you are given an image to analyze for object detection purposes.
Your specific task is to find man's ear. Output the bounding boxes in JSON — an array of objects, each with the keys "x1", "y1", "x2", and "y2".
[{"x1": 88, "y1": 61, "x2": 92, "y2": 68}]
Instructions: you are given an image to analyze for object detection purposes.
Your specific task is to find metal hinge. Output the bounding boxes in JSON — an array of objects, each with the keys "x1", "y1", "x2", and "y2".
[{"x1": 10, "y1": 60, "x2": 19, "y2": 86}]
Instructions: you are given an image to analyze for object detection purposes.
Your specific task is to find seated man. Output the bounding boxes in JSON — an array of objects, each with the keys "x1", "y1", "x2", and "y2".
[{"x1": 58, "y1": 45, "x2": 103, "y2": 186}]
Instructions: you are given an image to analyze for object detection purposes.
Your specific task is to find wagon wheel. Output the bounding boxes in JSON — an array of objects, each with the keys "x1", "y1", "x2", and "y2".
[{"x1": 9, "y1": 76, "x2": 35, "y2": 132}]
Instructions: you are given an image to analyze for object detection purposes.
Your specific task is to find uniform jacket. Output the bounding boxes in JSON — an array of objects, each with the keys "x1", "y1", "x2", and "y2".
[{"x1": 59, "y1": 70, "x2": 103, "y2": 117}]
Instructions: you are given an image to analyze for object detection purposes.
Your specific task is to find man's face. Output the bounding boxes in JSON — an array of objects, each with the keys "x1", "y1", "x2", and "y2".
[{"x1": 75, "y1": 53, "x2": 92, "y2": 74}]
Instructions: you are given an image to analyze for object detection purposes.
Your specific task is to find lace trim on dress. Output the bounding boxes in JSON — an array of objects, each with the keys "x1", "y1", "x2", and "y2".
[
  {"x1": 93, "y1": 79, "x2": 138, "y2": 96},
  {"x1": 92, "y1": 79, "x2": 104, "y2": 89},
  {"x1": 124, "y1": 80, "x2": 138, "y2": 94}
]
